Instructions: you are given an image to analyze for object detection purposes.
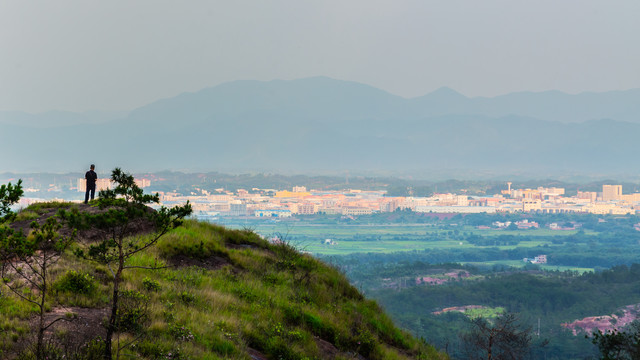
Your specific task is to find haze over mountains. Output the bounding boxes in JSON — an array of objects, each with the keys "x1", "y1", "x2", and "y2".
[{"x1": 1, "y1": 77, "x2": 639, "y2": 177}]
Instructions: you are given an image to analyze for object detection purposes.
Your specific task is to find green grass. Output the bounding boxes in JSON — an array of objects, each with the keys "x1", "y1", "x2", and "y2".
[
  {"x1": 0, "y1": 217, "x2": 446, "y2": 360},
  {"x1": 13, "y1": 210, "x2": 39, "y2": 222},
  {"x1": 463, "y1": 307, "x2": 505, "y2": 319},
  {"x1": 24, "y1": 201, "x2": 75, "y2": 214}
]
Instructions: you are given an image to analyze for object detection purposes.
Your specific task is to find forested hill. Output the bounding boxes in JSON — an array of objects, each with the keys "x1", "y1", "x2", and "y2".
[
  {"x1": 334, "y1": 257, "x2": 640, "y2": 359},
  {"x1": 0, "y1": 202, "x2": 445, "y2": 359}
]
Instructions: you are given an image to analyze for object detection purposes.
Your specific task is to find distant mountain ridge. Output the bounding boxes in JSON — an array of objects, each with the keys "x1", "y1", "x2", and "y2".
[{"x1": 1, "y1": 77, "x2": 639, "y2": 175}]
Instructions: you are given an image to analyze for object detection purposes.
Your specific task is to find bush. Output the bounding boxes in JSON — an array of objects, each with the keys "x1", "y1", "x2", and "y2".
[
  {"x1": 178, "y1": 291, "x2": 196, "y2": 305},
  {"x1": 116, "y1": 290, "x2": 149, "y2": 333},
  {"x1": 54, "y1": 271, "x2": 96, "y2": 294},
  {"x1": 169, "y1": 324, "x2": 195, "y2": 342},
  {"x1": 142, "y1": 277, "x2": 161, "y2": 292}
]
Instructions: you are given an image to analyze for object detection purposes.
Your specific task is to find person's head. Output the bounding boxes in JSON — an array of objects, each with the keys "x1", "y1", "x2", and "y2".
[{"x1": 90, "y1": 164, "x2": 95, "y2": 170}]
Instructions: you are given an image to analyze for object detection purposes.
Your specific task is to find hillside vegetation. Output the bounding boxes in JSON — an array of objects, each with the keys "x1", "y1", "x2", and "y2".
[{"x1": 0, "y1": 202, "x2": 445, "y2": 360}]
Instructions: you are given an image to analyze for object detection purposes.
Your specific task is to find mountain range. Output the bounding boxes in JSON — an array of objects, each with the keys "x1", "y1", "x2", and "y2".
[{"x1": 1, "y1": 77, "x2": 639, "y2": 177}]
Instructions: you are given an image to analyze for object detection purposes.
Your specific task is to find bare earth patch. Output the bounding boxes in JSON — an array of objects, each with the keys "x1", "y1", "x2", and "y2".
[
  {"x1": 562, "y1": 304, "x2": 640, "y2": 335},
  {"x1": 315, "y1": 336, "x2": 340, "y2": 359},
  {"x1": 41, "y1": 307, "x2": 109, "y2": 349},
  {"x1": 247, "y1": 347, "x2": 269, "y2": 360},
  {"x1": 166, "y1": 254, "x2": 229, "y2": 270},
  {"x1": 433, "y1": 305, "x2": 488, "y2": 315}
]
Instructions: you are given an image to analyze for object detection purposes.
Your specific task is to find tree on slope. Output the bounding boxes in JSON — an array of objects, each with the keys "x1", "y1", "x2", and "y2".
[
  {"x1": 460, "y1": 313, "x2": 533, "y2": 360},
  {"x1": 0, "y1": 180, "x2": 22, "y2": 222},
  {"x1": 0, "y1": 216, "x2": 74, "y2": 360},
  {"x1": 0, "y1": 180, "x2": 22, "y2": 299},
  {"x1": 0, "y1": 180, "x2": 23, "y2": 300},
  {"x1": 2, "y1": 180, "x2": 76, "y2": 359},
  {"x1": 592, "y1": 321, "x2": 640, "y2": 360},
  {"x1": 64, "y1": 168, "x2": 192, "y2": 360}
]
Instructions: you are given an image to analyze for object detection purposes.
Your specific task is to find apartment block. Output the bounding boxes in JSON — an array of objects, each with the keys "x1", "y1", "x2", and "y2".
[{"x1": 602, "y1": 185, "x2": 622, "y2": 202}]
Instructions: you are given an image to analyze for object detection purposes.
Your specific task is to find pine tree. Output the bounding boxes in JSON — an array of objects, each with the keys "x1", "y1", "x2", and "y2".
[{"x1": 63, "y1": 168, "x2": 191, "y2": 360}]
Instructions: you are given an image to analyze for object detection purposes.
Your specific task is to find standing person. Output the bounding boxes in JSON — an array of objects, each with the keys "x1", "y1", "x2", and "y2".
[{"x1": 84, "y1": 164, "x2": 98, "y2": 204}]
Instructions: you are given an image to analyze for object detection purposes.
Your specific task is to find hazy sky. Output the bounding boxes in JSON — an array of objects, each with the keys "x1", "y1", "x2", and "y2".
[{"x1": 1, "y1": 0, "x2": 639, "y2": 113}]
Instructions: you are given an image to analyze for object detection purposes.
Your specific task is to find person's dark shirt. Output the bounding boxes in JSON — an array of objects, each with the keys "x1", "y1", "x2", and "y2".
[{"x1": 85, "y1": 170, "x2": 98, "y2": 189}]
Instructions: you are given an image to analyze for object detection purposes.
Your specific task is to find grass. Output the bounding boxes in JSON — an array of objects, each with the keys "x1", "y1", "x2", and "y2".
[
  {"x1": 23, "y1": 201, "x2": 75, "y2": 214},
  {"x1": 463, "y1": 307, "x2": 505, "y2": 320},
  {"x1": 0, "y1": 215, "x2": 447, "y2": 359}
]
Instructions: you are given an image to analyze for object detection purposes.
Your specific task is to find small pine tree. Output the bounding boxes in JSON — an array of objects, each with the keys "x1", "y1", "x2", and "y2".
[
  {"x1": 0, "y1": 217, "x2": 74, "y2": 360},
  {"x1": 1, "y1": 180, "x2": 78, "y2": 359},
  {"x1": 63, "y1": 168, "x2": 191, "y2": 360},
  {"x1": 460, "y1": 313, "x2": 533, "y2": 360},
  {"x1": 0, "y1": 180, "x2": 23, "y2": 222},
  {"x1": 592, "y1": 321, "x2": 640, "y2": 360},
  {"x1": 0, "y1": 180, "x2": 23, "y2": 298}
]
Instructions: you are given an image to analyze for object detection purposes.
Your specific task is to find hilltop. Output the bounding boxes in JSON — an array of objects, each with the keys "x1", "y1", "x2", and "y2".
[{"x1": 0, "y1": 202, "x2": 445, "y2": 360}]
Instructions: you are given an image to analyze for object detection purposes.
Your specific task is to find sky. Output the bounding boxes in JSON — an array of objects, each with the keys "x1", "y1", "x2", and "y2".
[{"x1": 1, "y1": 0, "x2": 639, "y2": 113}]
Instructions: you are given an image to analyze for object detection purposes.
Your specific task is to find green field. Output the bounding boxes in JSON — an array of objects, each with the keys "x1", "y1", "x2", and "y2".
[
  {"x1": 461, "y1": 260, "x2": 594, "y2": 273},
  {"x1": 216, "y1": 219, "x2": 581, "y2": 256},
  {"x1": 220, "y1": 221, "x2": 587, "y2": 239}
]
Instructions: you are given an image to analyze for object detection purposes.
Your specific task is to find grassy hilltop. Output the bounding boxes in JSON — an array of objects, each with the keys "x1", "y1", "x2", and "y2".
[{"x1": 0, "y1": 202, "x2": 445, "y2": 360}]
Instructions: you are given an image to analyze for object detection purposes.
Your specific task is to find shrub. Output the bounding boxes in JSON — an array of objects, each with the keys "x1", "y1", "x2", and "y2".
[
  {"x1": 169, "y1": 324, "x2": 195, "y2": 342},
  {"x1": 354, "y1": 328, "x2": 377, "y2": 357},
  {"x1": 54, "y1": 271, "x2": 96, "y2": 294},
  {"x1": 116, "y1": 290, "x2": 149, "y2": 333},
  {"x1": 135, "y1": 340, "x2": 166, "y2": 358},
  {"x1": 178, "y1": 291, "x2": 196, "y2": 305},
  {"x1": 141, "y1": 277, "x2": 161, "y2": 292}
]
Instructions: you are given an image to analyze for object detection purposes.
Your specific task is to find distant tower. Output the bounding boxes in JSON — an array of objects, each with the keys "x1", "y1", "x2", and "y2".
[
  {"x1": 602, "y1": 184, "x2": 622, "y2": 202},
  {"x1": 507, "y1": 182, "x2": 512, "y2": 193}
]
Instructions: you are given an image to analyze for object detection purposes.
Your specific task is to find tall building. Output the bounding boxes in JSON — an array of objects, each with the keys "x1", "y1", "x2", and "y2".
[
  {"x1": 134, "y1": 179, "x2": 151, "y2": 188},
  {"x1": 77, "y1": 178, "x2": 113, "y2": 192},
  {"x1": 602, "y1": 185, "x2": 622, "y2": 202},
  {"x1": 229, "y1": 202, "x2": 247, "y2": 216}
]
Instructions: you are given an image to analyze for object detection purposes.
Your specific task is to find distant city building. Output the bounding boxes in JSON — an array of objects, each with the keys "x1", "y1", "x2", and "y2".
[
  {"x1": 620, "y1": 193, "x2": 640, "y2": 202},
  {"x1": 522, "y1": 199, "x2": 542, "y2": 212},
  {"x1": 602, "y1": 185, "x2": 622, "y2": 202},
  {"x1": 229, "y1": 202, "x2": 247, "y2": 216},
  {"x1": 577, "y1": 191, "x2": 598, "y2": 203},
  {"x1": 415, "y1": 206, "x2": 497, "y2": 214},
  {"x1": 275, "y1": 190, "x2": 310, "y2": 198},
  {"x1": 296, "y1": 203, "x2": 316, "y2": 215},
  {"x1": 135, "y1": 178, "x2": 151, "y2": 188},
  {"x1": 515, "y1": 219, "x2": 539, "y2": 229},
  {"x1": 77, "y1": 177, "x2": 149, "y2": 192},
  {"x1": 77, "y1": 178, "x2": 113, "y2": 192},
  {"x1": 341, "y1": 207, "x2": 372, "y2": 216},
  {"x1": 380, "y1": 199, "x2": 401, "y2": 212},
  {"x1": 524, "y1": 255, "x2": 547, "y2": 264},
  {"x1": 254, "y1": 209, "x2": 292, "y2": 217},
  {"x1": 584, "y1": 203, "x2": 634, "y2": 215}
]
